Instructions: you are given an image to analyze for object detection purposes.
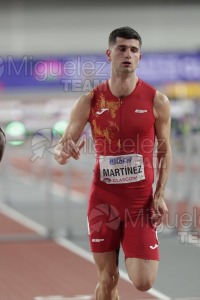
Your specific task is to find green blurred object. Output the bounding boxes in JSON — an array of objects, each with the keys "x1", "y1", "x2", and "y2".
[
  {"x1": 53, "y1": 120, "x2": 68, "y2": 136},
  {"x1": 5, "y1": 121, "x2": 26, "y2": 145}
]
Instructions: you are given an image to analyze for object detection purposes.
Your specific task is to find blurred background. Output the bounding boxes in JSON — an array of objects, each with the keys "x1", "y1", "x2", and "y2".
[{"x1": 0, "y1": 0, "x2": 200, "y2": 299}]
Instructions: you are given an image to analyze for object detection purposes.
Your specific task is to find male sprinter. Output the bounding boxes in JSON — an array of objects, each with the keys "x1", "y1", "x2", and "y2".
[{"x1": 54, "y1": 27, "x2": 171, "y2": 300}]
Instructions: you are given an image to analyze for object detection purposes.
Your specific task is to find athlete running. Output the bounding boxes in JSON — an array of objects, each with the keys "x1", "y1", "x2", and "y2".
[{"x1": 54, "y1": 26, "x2": 172, "y2": 300}]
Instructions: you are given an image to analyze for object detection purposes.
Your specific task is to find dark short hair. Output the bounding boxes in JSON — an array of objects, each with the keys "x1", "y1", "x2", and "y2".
[{"x1": 109, "y1": 26, "x2": 142, "y2": 48}]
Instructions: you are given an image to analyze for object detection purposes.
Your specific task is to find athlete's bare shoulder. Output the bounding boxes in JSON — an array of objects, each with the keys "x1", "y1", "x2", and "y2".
[
  {"x1": 70, "y1": 91, "x2": 93, "y2": 121},
  {"x1": 153, "y1": 90, "x2": 170, "y2": 121},
  {"x1": 79, "y1": 91, "x2": 93, "y2": 103},
  {"x1": 73, "y1": 91, "x2": 93, "y2": 109}
]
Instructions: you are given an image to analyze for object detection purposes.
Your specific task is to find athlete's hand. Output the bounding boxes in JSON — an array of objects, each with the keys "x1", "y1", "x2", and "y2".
[
  {"x1": 54, "y1": 138, "x2": 85, "y2": 165},
  {"x1": 152, "y1": 194, "x2": 168, "y2": 226},
  {"x1": 63, "y1": 139, "x2": 85, "y2": 160}
]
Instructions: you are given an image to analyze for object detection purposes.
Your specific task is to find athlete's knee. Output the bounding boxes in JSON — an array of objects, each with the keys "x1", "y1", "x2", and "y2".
[
  {"x1": 99, "y1": 271, "x2": 119, "y2": 292},
  {"x1": 132, "y1": 277, "x2": 153, "y2": 292}
]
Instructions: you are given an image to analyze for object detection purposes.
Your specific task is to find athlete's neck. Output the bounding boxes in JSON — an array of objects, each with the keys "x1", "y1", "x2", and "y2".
[{"x1": 108, "y1": 75, "x2": 138, "y2": 98}]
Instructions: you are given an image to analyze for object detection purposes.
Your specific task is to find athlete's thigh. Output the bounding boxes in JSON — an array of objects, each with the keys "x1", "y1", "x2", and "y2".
[
  {"x1": 121, "y1": 213, "x2": 159, "y2": 261},
  {"x1": 93, "y1": 251, "x2": 119, "y2": 276},
  {"x1": 121, "y1": 212, "x2": 159, "y2": 286},
  {"x1": 87, "y1": 183, "x2": 121, "y2": 253},
  {"x1": 126, "y1": 257, "x2": 158, "y2": 286}
]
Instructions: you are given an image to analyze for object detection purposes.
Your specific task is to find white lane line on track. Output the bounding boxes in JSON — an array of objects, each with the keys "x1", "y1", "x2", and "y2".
[
  {"x1": 0, "y1": 202, "x2": 47, "y2": 236},
  {"x1": 0, "y1": 202, "x2": 171, "y2": 300}
]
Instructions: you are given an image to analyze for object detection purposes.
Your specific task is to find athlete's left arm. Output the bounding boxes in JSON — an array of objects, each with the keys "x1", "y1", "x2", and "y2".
[{"x1": 152, "y1": 91, "x2": 172, "y2": 225}]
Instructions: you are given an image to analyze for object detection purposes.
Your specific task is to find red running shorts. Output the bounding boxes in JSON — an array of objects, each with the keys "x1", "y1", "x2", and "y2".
[{"x1": 87, "y1": 182, "x2": 159, "y2": 260}]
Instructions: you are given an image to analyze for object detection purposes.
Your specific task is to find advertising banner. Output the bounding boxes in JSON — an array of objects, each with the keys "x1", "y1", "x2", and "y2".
[{"x1": 0, "y1": 52, "x2": 200, "y2": 91}]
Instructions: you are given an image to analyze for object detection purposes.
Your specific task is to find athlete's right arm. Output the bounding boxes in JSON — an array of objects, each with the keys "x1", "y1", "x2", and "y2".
[{"x1": 54, "y1": 93, "x2": 92, "y2": 165}]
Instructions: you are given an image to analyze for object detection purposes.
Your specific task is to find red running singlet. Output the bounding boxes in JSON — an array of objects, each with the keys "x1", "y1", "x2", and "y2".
[
  {"x1": 89, "y1": 78, "x2": 156, "y2": 189},
  {"x1": 87, "y1": 79, "x2": 159, "y2": 260}
]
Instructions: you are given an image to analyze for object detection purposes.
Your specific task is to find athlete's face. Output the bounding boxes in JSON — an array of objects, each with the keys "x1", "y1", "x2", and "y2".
[{"x1": 106, "y1": 37, "x2": 141, "y2": 74}]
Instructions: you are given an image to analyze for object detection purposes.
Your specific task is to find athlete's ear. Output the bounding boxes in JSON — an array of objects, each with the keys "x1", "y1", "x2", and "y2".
[
  {"x1": 137, "y1": 53, "x2": 142, "y2": 67},
  {"x1": 106, "y1": 49, "x2": 111, "y2": 62}
]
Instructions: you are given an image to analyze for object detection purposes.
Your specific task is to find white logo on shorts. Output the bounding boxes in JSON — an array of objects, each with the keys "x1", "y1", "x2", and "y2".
[
  {"x1": 150, "y1": 244, "x2": 158, "y2": 250},
  {"x1": 92, "y1": 239, "x2": 104, "y2": 243}
]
